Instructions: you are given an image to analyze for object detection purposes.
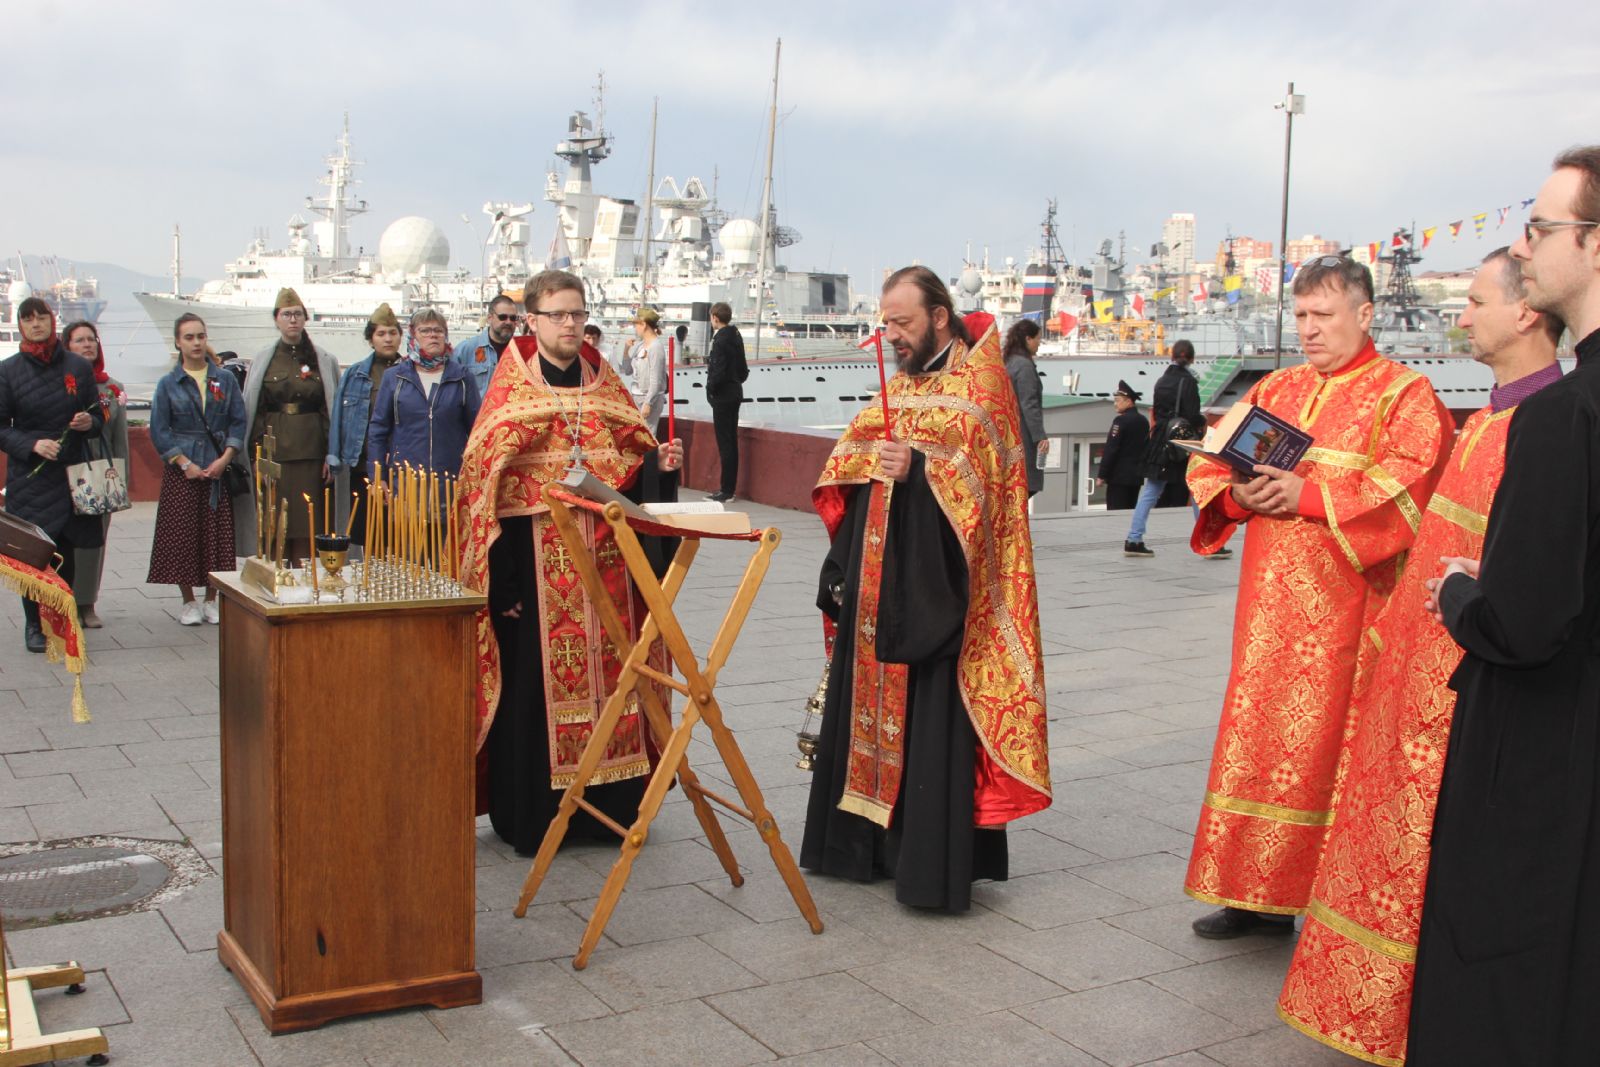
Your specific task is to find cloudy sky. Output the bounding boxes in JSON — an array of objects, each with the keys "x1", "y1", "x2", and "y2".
[{"x1": 7, "y1": 1, "x2": 1600, "y2": 293}]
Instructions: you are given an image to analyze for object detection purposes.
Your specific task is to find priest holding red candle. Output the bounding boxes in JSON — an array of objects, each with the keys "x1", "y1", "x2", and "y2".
[{"x1": 802, "y1": 265, "x2": 1051, "y2": 912}]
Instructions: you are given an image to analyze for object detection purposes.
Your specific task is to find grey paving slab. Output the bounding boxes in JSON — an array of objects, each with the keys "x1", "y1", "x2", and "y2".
[
  {"x1": 1200, "y1": 1023, "x2": 1364, "y2": 1065},
  {"x1": 1017, "y1": 981, "x2": 1247, "y2": 1067},
  {"x1": 568, "y1": 934, "x2": 763, "y2": 1011},
  {"x1": 1146, "y1": 947, "x2": 1303, "y2": 1032},
  {"x1": 975, "y1": 869, "x2": 1143, "y2": 930},
  {"x1": 772, "y1": 1045, "x2": 894, "y2": 1066},
  {"x1": 25, "y1": 792, "x2": 173, "y2": 837},
  {"x1": 709, "y1": 972, "x2": 925, "y2": 1057},
  {"x1": 984, "y1": 918, "x2": 1193, "y2": 991},
  {"x1": 549, "y1": 998, "x2": 776, "y2": 1067},
  {"x1": 867, "y1": 1011, "x2": 1103, "y2": 1067},
  {"x1": 849, "y1": 943, "x2": 1066, "y2": 1022}
]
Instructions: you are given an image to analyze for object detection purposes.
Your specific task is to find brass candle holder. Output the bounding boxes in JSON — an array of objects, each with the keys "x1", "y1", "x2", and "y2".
[{"x1": 314, "y1": 534, "x2": 351, "y2": 592}]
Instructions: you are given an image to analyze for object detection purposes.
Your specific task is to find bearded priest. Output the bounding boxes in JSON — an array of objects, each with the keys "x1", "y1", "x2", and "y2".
[
  {"x1": 802, "y1": 266, "x2": 1052, "y2": 912},
  {"x1": 1182, "y1": 256, "x2": 1451, "y2": 938},
  {"x1": 455, "y1": 269, "x2": 684, "y2": 856}
]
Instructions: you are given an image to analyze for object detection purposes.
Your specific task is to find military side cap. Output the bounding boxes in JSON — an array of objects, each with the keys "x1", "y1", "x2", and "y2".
[
  {"x1": 368, "y1": 302, "x2": 399, "y2": 330},
  {"x1": 274, "y1": 287, "x2": 306, "y2": 313}
]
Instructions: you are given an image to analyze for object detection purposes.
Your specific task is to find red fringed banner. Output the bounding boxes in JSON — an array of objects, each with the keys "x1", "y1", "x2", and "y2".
[{"x1": 0, "y1": 552, "x2": 89, "y2": 722}]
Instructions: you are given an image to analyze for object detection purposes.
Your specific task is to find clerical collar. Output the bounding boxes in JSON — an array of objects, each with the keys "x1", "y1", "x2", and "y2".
[
  {"x1": 540, "y1": 355, "x2": 582, "y2": 387},
  {"x1": 1576, "y1": 328, "x2": 1600, "y2": 366},
  {"x1": 917, "y1": 340, "x2": 955, "y2": 376},
  {"x1": 1490, "y1": 361, "x2": 1564, "y2": 412}
]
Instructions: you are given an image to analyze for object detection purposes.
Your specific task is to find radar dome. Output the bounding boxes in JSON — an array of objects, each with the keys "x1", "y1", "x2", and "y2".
[
  {"x1": 378, "y1": 217, "x2": 451, "y2": 276},
  {"x1": 718, "y1": 218, "x2": 762, "y2": 269},
  {"x1": 958, "y1": 268, "x2": 983, "y2": 296},
  {"x1": 7, "y1": 280, "x2": 33, "y2": 307}
]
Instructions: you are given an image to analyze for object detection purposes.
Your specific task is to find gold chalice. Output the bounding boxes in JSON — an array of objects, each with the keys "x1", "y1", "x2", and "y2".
[{"x1": 315, "y1": 534, "x2": 351, "y2": 590}]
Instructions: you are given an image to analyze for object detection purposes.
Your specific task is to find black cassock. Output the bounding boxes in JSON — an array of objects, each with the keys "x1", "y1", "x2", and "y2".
[
  {"x1": 1409, "y1": 329, "x2": 1600, "y2": 1066},
  {"x1": 482, "y1": 354, "x2": 677, "y2": 855},
  {"x1": 800, "y1": 453, "x2": 1006, "y2": 912}
]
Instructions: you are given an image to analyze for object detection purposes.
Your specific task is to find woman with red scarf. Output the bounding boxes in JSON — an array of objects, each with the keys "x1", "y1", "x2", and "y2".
[
  {"x1": 61, "y1": 321, "x2": 127, "y2": 629},
  {"x1": 0, "y1": 297, "x2": 104, "y2": 652}
]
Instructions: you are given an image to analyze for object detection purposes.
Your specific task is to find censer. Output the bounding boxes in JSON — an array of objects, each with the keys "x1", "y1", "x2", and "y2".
[{"x1": 795, "y1": 660, "x2": 829, "y2": 771}]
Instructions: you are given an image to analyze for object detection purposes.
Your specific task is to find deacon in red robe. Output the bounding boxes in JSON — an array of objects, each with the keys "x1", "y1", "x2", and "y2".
[
  {"x1": 1183, "y1": 257, "x2": 1451, "y2": 938},
  {"x1": 803, "y1": 266, "x2": 1051, "y2": 912},
  {"x1": 455, "y1": 270, "x2": 682, "y2": 854},
  {"x1": 1278, "y1": 248, "x2": 1563, "y2": 1065}
]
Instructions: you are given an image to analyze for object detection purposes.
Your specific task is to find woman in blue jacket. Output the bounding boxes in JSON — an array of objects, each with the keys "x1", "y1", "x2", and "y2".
[
  {"x1": 366, "y1": 308, "x2": 481, "y2": 482},
  {"x1": 147, "y1": 314, "x2": 247, "y2": 625}
]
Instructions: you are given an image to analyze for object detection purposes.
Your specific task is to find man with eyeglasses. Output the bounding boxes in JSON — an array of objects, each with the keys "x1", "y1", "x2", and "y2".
[
  {"x1": 1181, "y1": 255, "x2": 1451, "y2": 941},
  {"x1": 455, "y1": 269, "x2": 684, "y2": 855},
  {"x1": 1407, "y1": 144, "x2": 1600, "y2": 1066},
  {"x1": 453, "y1": 293, "x2": 521, "y2": 397}
]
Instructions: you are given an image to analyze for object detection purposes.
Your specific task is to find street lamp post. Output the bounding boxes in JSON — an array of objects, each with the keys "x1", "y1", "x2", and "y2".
[{"x1": 1273, "y1": 83, "x2": 1305, "y2": 370}]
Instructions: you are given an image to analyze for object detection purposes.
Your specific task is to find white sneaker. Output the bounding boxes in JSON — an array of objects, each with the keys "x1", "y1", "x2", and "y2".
[
  {"x1": 178, "y1": 601, "x2": 204, "y2": 626},
  {"x1": 203, "y1": 600, "x2": 220, "y2": 625}
]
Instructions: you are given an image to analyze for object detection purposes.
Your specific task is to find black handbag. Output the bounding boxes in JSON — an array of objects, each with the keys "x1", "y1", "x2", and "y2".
[{"x1": 185, "y1": 384, "x2": 251, "y2": 498}]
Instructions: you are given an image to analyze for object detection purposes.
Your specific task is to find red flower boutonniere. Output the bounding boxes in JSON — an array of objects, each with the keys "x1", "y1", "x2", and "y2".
[
  {"x1": 475, "y1": 347, "x2": 487, "y2": 363},
  {"x1": 298, "y1": 364, "x2": 312, "y2": 380},
  {"x1": 64, "y1": 373, "x2": 77, "y2": 395},
  {"x1": 210, "y1": 379, "x2": 225, "y2": 402}
]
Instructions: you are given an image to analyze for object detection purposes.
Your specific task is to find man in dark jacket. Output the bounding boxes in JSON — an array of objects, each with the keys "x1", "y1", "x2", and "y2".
[
  {"x1": 0, "y1": 297, "x2": 105, "y2": 651},
  {"x1": 705, "y1": 301, "x2": 748, "y2": 502},
  {"x1": 1122, "y1": 340, "x2": 1228, "y2": 558},
  {"x1": 1408, "y1": 144, "x2": 1600, "y2": 1067},
  {"x1": 1097, "y1": 380, "x2": 1147, "y2": 511}
]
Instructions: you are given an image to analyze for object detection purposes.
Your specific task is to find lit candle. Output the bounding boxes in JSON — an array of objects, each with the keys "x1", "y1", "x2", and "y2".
[
  {"x1": 302, "y1": 494, "x2": 318, "y2": 595},
  {"x1": 345, "y1": 490, "x2": 358, "y2": 539}
]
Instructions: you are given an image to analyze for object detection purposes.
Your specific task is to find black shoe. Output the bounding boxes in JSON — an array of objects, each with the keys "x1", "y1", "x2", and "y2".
[
  {"x1": 1191, "y1": 906, "x2": 1295, "y2": 940},
  {"x1": 24, "y1": 623, "x2": 45, "y2": 654},
  {"x1": 1124, "y1": 541, "x2": 1155, "y2": 558},
  {"x1": 1206, "y1": 547, "x2": 1234, "y2": 560},
  {"x1": 709, "y1": 491, "x2": 735, "y2": 504}
]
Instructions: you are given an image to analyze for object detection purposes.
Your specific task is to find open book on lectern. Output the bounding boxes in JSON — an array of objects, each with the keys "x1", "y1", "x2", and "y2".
[{"x1": 558, "y1": 468, "x2": 753, "y2": 535}]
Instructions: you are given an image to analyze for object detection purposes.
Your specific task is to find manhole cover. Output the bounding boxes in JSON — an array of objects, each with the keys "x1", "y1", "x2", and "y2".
[{"x1": 0, "y1": 836, "x2": 212, "y2": 928}]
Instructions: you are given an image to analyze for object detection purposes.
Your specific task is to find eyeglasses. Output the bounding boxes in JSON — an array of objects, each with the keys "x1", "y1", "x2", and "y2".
[
  {"x1": 1524, "y1": 219, "x2": 1599, "y2": 243},
  {"x1": 493, "y1": 313, "x2": 519, "y2": 322},
  {"x1": 277, "y1": 310, "x2": 307, "y2": 320},
  {"x1": 533, "y1": 310, "x2": 590, "y2": 325},
  {"x1": 414, "y1": 327, "x2": 447, "y2": 337}
]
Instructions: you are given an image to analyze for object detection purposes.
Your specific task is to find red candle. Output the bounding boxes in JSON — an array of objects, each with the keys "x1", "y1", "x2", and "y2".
[
  {"x1": 873, "y1": 331, "x2": 891, "y2": 441},
  {"x1": 666, "y1": 334, "x2": 676, "y2": 445}
]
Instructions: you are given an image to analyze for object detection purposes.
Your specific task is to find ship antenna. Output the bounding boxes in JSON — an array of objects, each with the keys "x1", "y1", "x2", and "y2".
[{"x1": 593, "y1": 71, "x2": 607, "y2": 140}]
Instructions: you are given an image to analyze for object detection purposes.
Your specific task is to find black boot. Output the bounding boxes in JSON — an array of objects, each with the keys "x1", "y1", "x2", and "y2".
[
  {"x1": 1191, "y1": 906, "x2": 1295, "y2": 940},
  {"x1": 22, "y1": 600, "x2": 45, "y2": 654}
]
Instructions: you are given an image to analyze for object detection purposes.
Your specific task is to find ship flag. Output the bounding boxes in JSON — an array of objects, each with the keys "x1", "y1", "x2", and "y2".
[
  {"x1": 1129, "y1": 294, "x2": 1146, "y2": 319},
  {"x1": 1092, "y1": 299, "x2": 1115, "y2": 323},
  {"x1": 1056, "y1": 311, "x2": 1079, "y2": 336},
  {"x1": 1472, "y1": 212, "x2": 1488, "y2": 236},
  {"x1": 1368, "y1": 241, "x2": 1381, "y2": 263},
  {"x1": 546, "y1": 223, "x2": 572, "y2": 269},
  {"x1": 1422, "y1": 227, "x2": 1437, "y2": 250},
  {"x1": 1191, "y1": 281, "x2": 1207, "y2": 305},
  {"x1": 1153, "y1": 286, "x2": 1177, "y2": 300},
  {"x1": 1497, "y1": 205, "x2": 1511, "y2": 227},
  {"x1": 1223, "y1": 275, "x2": 1243, "y2": 306},
  {"x1": 1521, "y1": 197, "x2": 1535, "y2": 209},
  {"x1": 1392, "y1": 231, "x2": 1406, "y2": 248},
  {"x1": 1256, "y1": 267, "x2": 1274, "y2": 295},
  {"x1": 1283, "y1": 262, "x2": 1298, "y2": 284},
  {"x1": 1450, "y1": 220, "x2": 1464, "y2": 239}
]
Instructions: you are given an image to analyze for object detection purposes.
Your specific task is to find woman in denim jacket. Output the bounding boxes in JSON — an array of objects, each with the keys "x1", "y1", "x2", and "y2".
[{"x1": 147, "y1": 314, "x2": 247, "y2": 626}]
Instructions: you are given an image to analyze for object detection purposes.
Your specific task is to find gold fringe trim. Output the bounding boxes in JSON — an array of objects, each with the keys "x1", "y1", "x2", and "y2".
[
  {"x1": 1182, "y1": 884, "x2": 1306, "y2": 917},
  {"x1": 550, "y1": 757, "x2": 651, "y2": 791},
  {"x1": 0, "y1": 561, "x2": 90, "y2": 722},
  {"x1": 1306, "y1": 898, "x2": 1418, "y2": 963},
  {"x1": 837, "y1": 791, "x2": 894, "y2": 828},
  {"x1": 1276, "y1": 1002, "x2": 1405, "y2": 1067},
  {"x1": 1204, "y1": 789, "x2": 1334, "y2": 827}
]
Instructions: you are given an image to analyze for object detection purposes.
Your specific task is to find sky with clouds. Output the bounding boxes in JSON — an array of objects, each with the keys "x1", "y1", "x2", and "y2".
[{"x1": 6, "y1": 1, "x2": 1600, "y2": 296}]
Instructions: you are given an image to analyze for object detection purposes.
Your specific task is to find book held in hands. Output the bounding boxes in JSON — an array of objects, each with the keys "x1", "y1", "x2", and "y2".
[{"x1": 1175, "y1": 401, "x2": 1313, "y2": 476}]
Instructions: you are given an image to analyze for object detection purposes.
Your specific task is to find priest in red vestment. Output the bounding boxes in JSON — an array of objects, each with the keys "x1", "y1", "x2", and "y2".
[
  {"x1": 1277, "y1": 248, "x2": 1564, "y2": 1064},
  {"x1": 802, "y1": 266, "x2": 1051, "y2": 912},
  {"x1": 1183, "y1": 256, "x2": 1451, "y2": 938},
  {"x1": 455, "y1": 270, "x2": 682, "y2": 854}
]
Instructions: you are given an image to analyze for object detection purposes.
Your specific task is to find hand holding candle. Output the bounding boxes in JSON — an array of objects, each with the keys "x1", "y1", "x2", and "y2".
[
  {"x1": 872, "y1": 331, "x2": 891, "y2": 441},
  {"x1": 666, "y1": 334, "x2": 676, "y2": 444}
]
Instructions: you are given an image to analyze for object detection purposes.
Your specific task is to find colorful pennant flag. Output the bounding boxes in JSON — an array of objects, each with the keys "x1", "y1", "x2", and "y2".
[
  {"x1": 1449, "y1": 220, "x2": 1464, "y2": 239},
  {"x1": 1422, "y1": 227, "x2": 1437, "y2": 250},
  {"x1": 1092, "y1": 299, "x2": 1115, "y2": 323},
  {"x1": 1056, "y1": 311, "x2": 1078, "y2": 336},
  {"x1": 1256, "y1": 267, "x2": 1274, "y2": 294},
  {"x1": 1129, "y1": 294, "x2": 1146, "y2": 319},
  {"x1": 1191, "y1": 281, "x2": 1207, "y2": 305},
  {"x1": 1521, "y1": 198, "x2": 1535, "y2": 209},
  {"x1": 1473, "y1": 213, "x2": 1487, "y2": 236},
  {"x1": 1392, "y1": 231, "x2": 1406, "y2": 248},
  {"x1": 1223, "y1": 275, "x2": 1243, "y2": 305},
  {"x1": 1497, "y1": 206, "x2": 1511, "y2": 227},
  {"x1": 1152, "y1": 286, "x2": 1176, "y2": 300},
  {"x1": 1283, "y1": 262, "x2": 1298, "y2": 284},
  {"x1": 1368, "y1": 241, "x2": 1381, "y2": 262}
]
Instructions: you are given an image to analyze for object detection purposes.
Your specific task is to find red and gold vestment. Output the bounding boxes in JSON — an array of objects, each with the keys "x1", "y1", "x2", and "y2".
[
  {"x1": 456, "y1": 337, "x2": 660, "y2": 786},
  {"x1": 1184, "y1": 342, "x2": 1451, "y2": 914},
  {"x1": 1277, "y1": 403, "x2": 1519, "y2": 1065},
  {"x1": 814, "y1": 323, "x2": 1051, "y2": 826}
]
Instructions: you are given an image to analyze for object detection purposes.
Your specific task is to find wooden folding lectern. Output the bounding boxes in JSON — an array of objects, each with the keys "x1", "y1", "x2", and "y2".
[{"x1": 212, "y1": 573, "x2": 485, "y2": 1033}]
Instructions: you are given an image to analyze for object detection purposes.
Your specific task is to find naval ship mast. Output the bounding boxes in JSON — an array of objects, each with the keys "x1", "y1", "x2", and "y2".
[
  {"x1": 751, "y1": 38, "x2": 781, "y2": 362},
  {"x1": 305, "y1": 113, "x2": 368, "y2": 274}
]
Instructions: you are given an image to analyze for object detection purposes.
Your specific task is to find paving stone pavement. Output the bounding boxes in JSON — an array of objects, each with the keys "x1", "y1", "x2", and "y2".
[{"x1": 0, "y1": 500, "x2": 1363, "y2": 1066}]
